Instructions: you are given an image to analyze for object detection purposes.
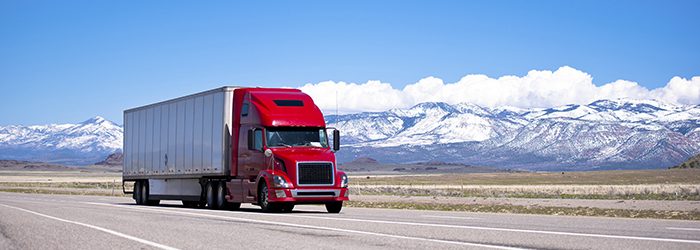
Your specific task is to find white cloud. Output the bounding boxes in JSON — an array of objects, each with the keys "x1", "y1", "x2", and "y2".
[
  {"x1": 299, "y1": 66, "x2": 700, "y2": 114},
  {"x1": 650, "y1": 76, "x2": 700, "y2": 105},
  {"x1": 299, "y1": 80, "x2": 407, "y2": 113}
]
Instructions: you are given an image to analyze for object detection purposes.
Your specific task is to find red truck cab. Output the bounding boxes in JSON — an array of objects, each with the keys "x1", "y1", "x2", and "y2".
[{"x1": 228, "y1": 88, "x2": 348, "y2": 213}]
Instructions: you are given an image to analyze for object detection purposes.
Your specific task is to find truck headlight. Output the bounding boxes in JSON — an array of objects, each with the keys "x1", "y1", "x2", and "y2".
[
  {"x1": 272, "y1": 175, "x2": 292, "y2": 188},
  {"x1": 340, "y1": 173, "x2": 348, "y2": 188}
]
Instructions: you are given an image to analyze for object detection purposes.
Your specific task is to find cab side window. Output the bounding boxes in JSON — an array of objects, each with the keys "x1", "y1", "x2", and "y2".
[
  {"x1": 241, "y1": 103, "x2": 249, "y2": 117},
  {"x1": 254, "y1": 129, "x2": 263, "y2": 151}
]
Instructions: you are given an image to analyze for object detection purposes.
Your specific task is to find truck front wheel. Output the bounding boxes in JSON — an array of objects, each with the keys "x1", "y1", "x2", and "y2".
[
  {"x1": 325, "y1": 201, "x2": 343, "y2": 213},
  {"x1": 258, "y1": 183, "x2": 279, "y2": 212}
]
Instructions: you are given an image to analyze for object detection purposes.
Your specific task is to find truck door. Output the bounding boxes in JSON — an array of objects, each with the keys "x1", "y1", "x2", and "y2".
[{"x1": 238, "y1": 126, "x2": 265, "y2": 178}]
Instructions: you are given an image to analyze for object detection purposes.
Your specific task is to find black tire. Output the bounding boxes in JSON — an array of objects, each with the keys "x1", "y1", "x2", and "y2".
[
  {"x1": 133, "y1": 181, "x2": 143, "y2": 205},
  {"x1": 325, "y1": 201, "x2": 343, "y2": 213},
  {"x1": 139, "y1": 180, "x2": 149, "y2": 205},
  {"x1": 215, "y1": 181, "x2": 227, "y2": 209},
  {"x1": 281, "y1": 203, "x2": 295, "y2": 213},
  {"x1": 206, "y1": 181, "x2": 218, "y2": 209},
  {"x1": 258, "y1": 183, "x2": 279, "y2": 212}
]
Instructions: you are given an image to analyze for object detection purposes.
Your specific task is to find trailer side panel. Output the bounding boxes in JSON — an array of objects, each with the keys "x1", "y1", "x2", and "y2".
[{"x1": 123, "y1": 87, "x2": 236, "y2": 180}]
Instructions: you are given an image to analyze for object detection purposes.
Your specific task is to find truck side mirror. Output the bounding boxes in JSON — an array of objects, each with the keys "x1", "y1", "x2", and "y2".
[
  {"x1": 333, "y1": 129, "x2": 340, "y2": 151},
  {"x1": 247, "y1": 129, "x2": 255, "y2": 150}
]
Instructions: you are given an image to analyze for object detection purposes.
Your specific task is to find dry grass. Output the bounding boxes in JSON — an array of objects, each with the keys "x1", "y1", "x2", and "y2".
[
  {"x1": 351, "y1": 184, "x2": 700, "y2": 200},
  {"x1": 0, "y1": 181, "x2": 132, "y2": 197},
  {"x1": 348, "y1": 169, "x2": 700, "y2": 200},
  {"x1": 350, "y1": 169, "x2": 700, "y2": 186},
  {"x1": 0, "y1": 170, "x2": 129, "y2": 196},
  {"x1": 0, "y1": 170, "x2": 122, "y2": 183}
]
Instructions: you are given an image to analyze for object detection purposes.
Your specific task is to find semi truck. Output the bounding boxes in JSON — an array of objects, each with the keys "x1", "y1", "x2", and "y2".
[{"x1": 122, "y1": 87, "x2": 348, "y2": 213}]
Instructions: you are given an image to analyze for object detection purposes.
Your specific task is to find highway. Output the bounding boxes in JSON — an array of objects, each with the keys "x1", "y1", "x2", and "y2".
[{"x1": 0, "y1": 192, "x2": 699, "y2": 249}]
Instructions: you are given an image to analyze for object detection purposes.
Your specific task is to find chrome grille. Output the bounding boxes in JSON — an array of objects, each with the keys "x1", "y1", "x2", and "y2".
[{"x1": 297, "y1": 162, "x2": 334, "y2": 185}]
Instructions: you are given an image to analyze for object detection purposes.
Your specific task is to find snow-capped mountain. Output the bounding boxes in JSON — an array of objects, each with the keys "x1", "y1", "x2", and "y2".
[
  {"x1": 328, "y1": 99, "x2": 700, "y2": 170},
  {"x1": 0, "y1": 116, "x2": 122, "y2": 165}
]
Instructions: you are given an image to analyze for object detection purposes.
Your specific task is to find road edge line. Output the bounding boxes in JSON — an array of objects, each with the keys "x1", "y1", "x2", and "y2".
[{"x1": 0, "y1": 203, "x2": 179, "y2": 250}]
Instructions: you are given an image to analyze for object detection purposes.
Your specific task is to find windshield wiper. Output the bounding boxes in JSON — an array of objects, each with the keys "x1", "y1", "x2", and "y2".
[{"x1": 273, "y1": 143, "x2": 292, "y2": 148}]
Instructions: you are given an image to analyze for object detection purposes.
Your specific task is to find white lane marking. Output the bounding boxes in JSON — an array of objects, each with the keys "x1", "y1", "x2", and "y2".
[
  {"x1": 422, "y1": 215, "x2": 478, "y2": 220},
  {"x1": 87, "y1": 203, "x2": 527, "y2": 250},
  {"x1": 88, "y1": 202, "x2": 700, "y2": 245},
  {"x1": 287, "y1": 214, "x2": 700, "y2": 245},
  {"x1": 667, "y1": 227, "x2": 700, "y2": 232},
  {"x1": 0, "y1": 203, "x2": 179, "y2": 250},
  {"x1": 10, "y1": 195, "x2": 700, "y2": 246}
]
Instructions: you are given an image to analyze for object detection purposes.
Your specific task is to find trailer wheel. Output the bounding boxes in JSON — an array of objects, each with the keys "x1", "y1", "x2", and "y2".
[
  {"x1": 139, "y1": 181, "x2": 149, "y2": 205},
  {"x1": 134, "y1": 181, "x2": 143, "y2": 205},
  {"x1": 325, "y1": 201, "x2": 343, "y2": 213},
  {"x1": 258, "y1": 183, "x2": 279, "y2": 212},
  {"x1": 205, "y1": 181, "x2": 218, "y2": 209}
]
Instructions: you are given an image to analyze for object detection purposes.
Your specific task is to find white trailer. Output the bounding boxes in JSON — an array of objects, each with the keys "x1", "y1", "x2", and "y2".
[{"x1": 123, "y1": 87, "x2": 236, "y2": 203}]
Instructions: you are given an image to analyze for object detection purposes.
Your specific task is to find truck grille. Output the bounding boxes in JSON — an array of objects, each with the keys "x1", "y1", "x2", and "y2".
[{"x1": 297, "y1": 163, "x2": 334, "y2": 185}]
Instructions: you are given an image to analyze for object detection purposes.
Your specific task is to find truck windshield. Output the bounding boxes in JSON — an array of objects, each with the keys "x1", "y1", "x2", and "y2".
[{"x1": 266, "y1": 128, "x2": 329, "y2": 148}]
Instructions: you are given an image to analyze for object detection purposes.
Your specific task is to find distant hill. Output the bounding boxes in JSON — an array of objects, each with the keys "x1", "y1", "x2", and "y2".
[
  {"x1": 95, "y1": 152, "x2": 123, "y2": 166},
  {"x1": 346, "y1": 157, "x2": 379, "y2": 165},
  {"x1": 673, "y1": 154, "x2": 700, "y2": 169}
]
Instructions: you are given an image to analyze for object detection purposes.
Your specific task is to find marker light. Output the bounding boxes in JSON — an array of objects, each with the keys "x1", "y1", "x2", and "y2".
[{"x1": 340, "y1": 173, "x2": 348, "y2": 188}]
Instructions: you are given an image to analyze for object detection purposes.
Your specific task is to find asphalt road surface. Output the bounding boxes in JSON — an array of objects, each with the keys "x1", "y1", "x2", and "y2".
[{"x1": 1, "y1": 192, "x2": 699, "y2": 250}]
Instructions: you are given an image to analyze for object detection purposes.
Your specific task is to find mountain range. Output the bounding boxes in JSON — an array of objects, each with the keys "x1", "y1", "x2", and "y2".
[
  {"x1": 0, "y1": 99, "x2": 698, "y2": 170},
  {"x1": 0, "y1": 116, "x2": 122, "y2": 165},
  {"x1": 327, "y1": 99, "x2": 700, "y2": 170}
]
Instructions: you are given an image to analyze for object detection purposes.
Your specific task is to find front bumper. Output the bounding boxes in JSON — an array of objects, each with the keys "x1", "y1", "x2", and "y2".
[{"x1": 268, "y1": 187, "x2": 349, "y2": 204}]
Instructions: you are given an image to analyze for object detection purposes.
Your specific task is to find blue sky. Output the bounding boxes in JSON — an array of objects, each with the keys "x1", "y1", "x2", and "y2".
[{"x1": 1, "y1": 1, "x2": 699, "y2": 125}]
